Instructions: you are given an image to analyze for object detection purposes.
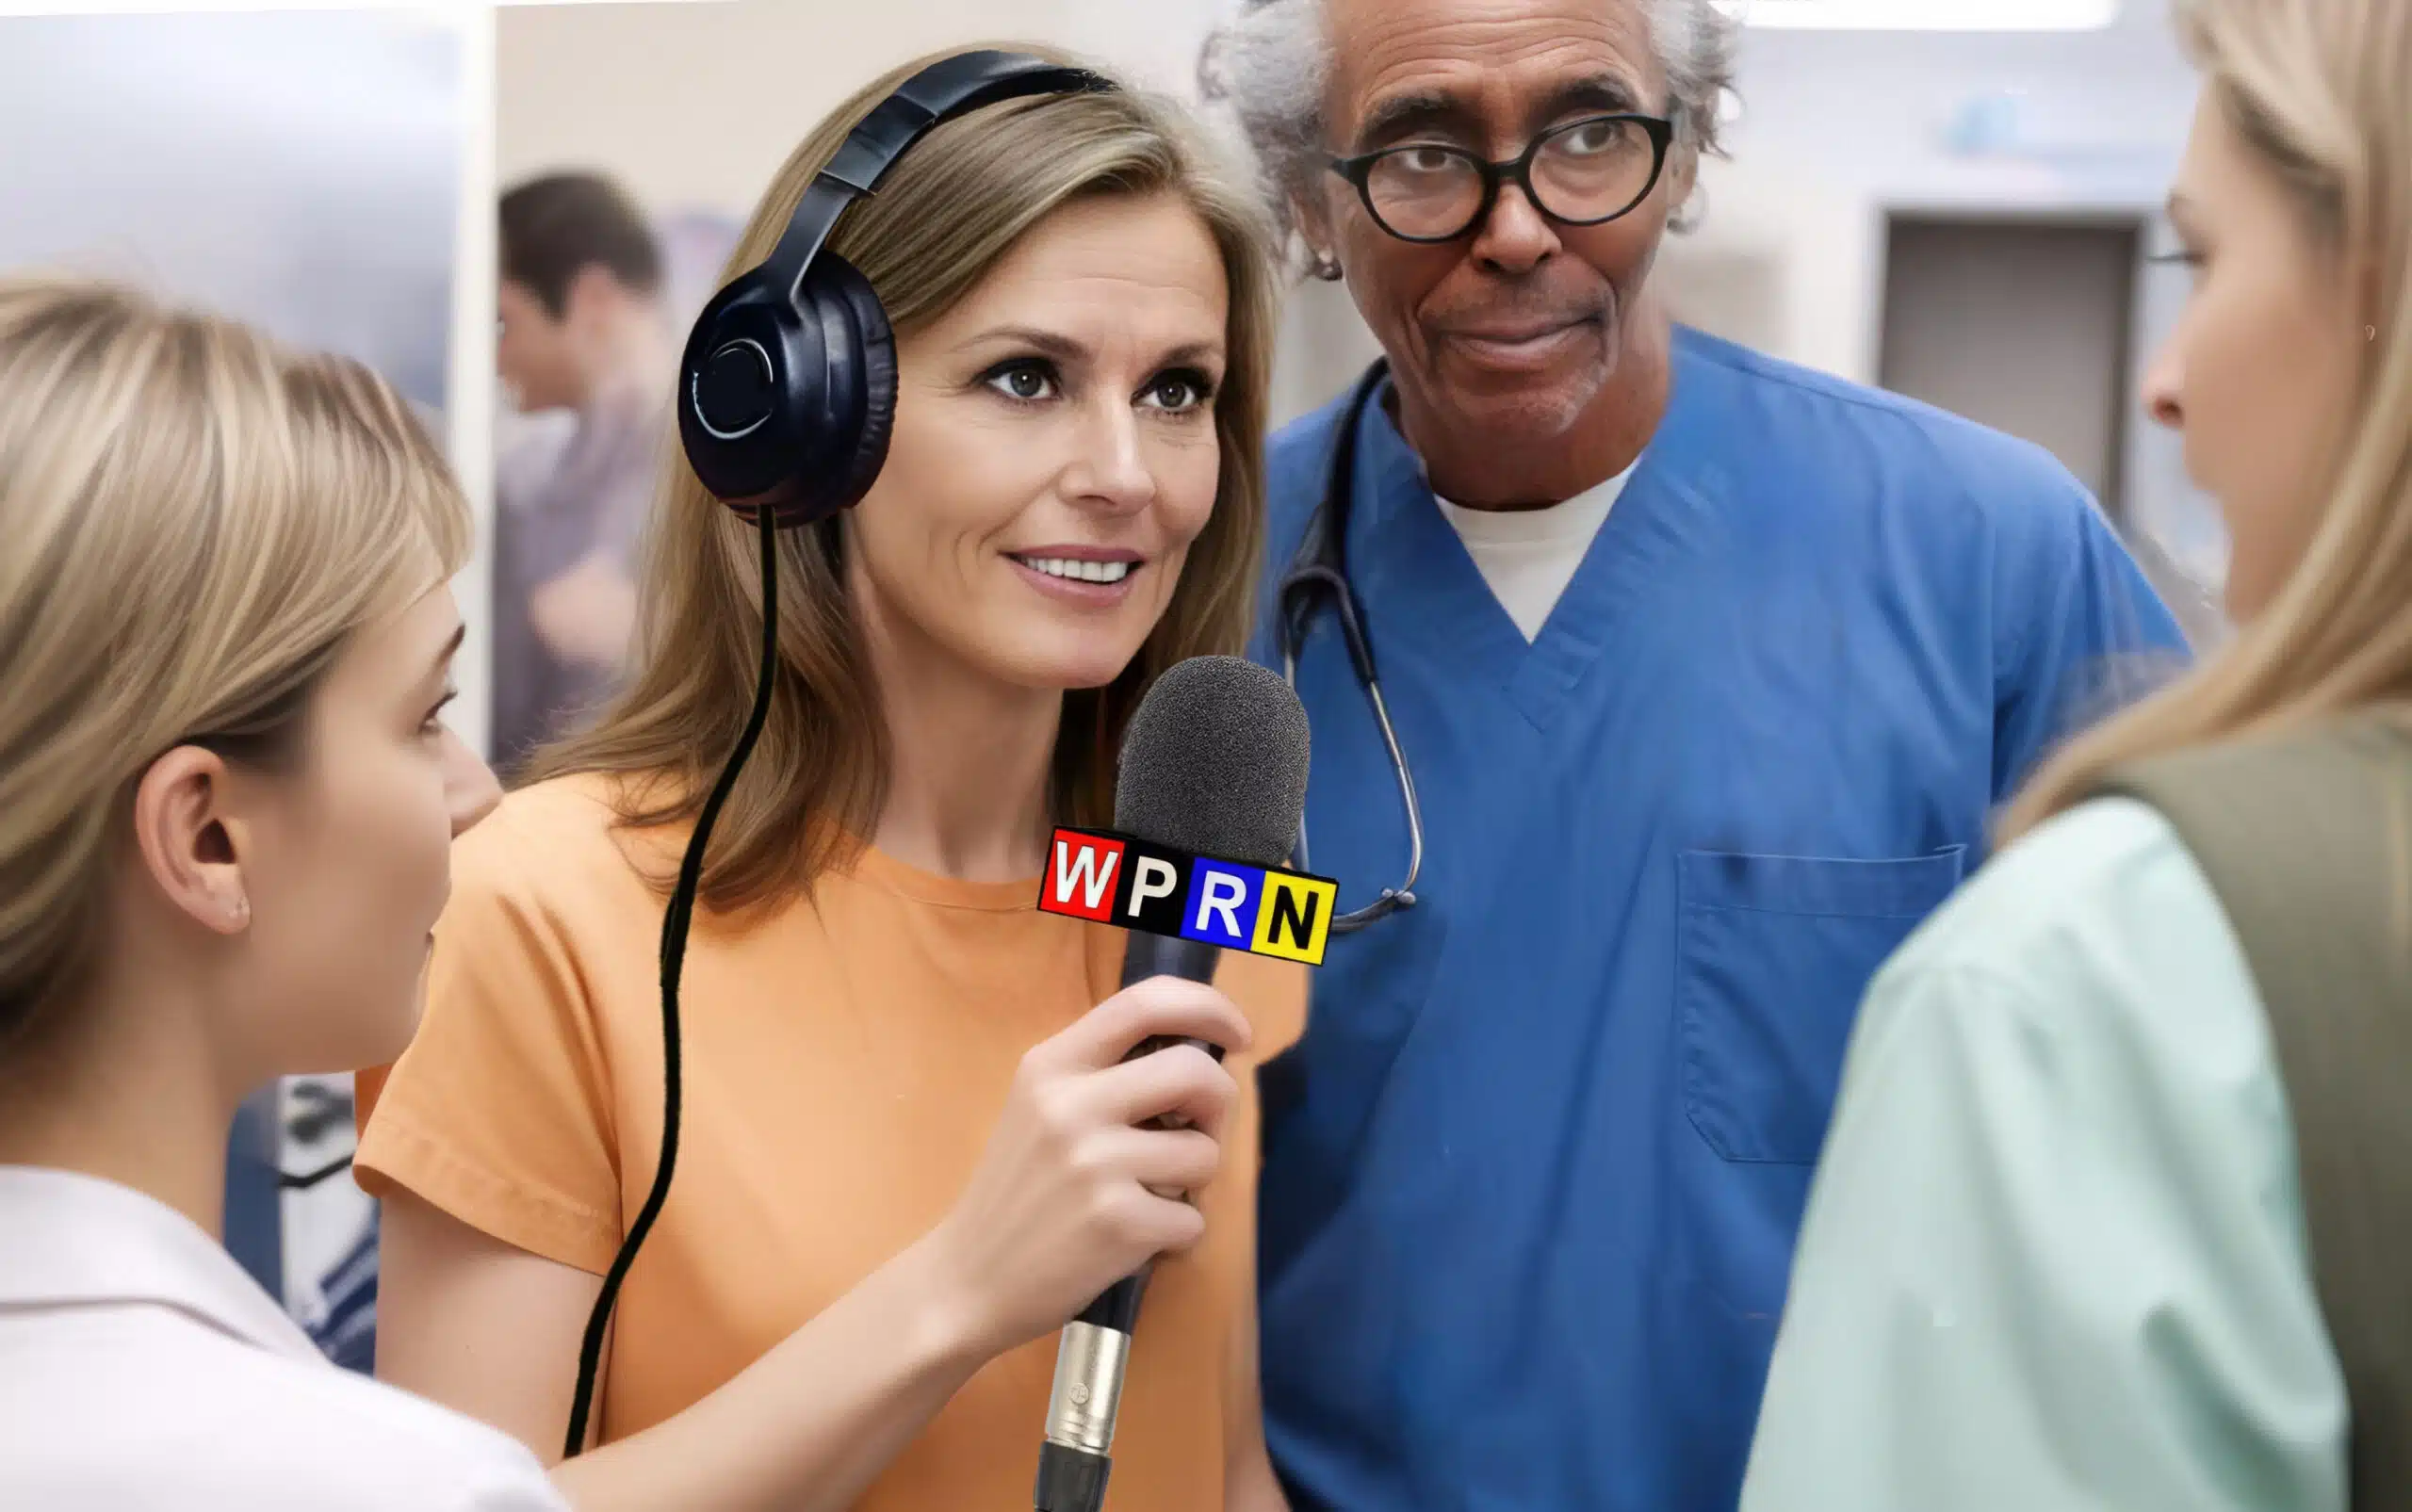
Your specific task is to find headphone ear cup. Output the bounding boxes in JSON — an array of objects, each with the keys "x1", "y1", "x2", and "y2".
[{"x1": 799, "y1": 253, "x2": 897, "y2": 516}]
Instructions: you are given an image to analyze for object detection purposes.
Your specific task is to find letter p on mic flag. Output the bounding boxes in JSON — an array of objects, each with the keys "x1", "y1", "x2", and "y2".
[{"x1": 1036, "y1": 826, "x2": 1337, "y2": 967}]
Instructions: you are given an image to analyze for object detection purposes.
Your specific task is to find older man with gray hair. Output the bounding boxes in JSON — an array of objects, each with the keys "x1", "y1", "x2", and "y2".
[{"x1": 1198, "y1": 1, "x2": 2188, "y2": 1507}]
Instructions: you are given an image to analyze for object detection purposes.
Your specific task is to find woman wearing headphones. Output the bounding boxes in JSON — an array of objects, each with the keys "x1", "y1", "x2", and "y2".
[
  {"x1": 1744, "y1": 2, "x2": 2408, "y2": 1507},
  {"x1": 356, "y1": 45, "x2": 1296, "y2": 1512},
  {"x1": 0, "y1": 279, "x2": 555, "y2": 1508}
]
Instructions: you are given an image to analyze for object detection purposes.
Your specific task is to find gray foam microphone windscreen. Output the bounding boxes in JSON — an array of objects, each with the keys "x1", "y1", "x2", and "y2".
[{"x1": 1114, "y1": 656, "x2": 1311, "y2": 870}]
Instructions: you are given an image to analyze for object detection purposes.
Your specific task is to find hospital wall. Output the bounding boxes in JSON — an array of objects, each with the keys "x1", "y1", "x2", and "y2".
[
  {"x1": 1684, "y1": 7, "x2": 2224, "y2": 627},
  {"x1": 0, "y1": 0, "x2": 2221, "y2": 805},
  {"x1": 492, "y1": 0, "x2": 2221, "y2": 621},
  {"x1": 489, "y1": 0, "x2": 1361, "y2": 427},
  {"x1": 489, "y1": 0, "x2": 2198, "y2": 381}
]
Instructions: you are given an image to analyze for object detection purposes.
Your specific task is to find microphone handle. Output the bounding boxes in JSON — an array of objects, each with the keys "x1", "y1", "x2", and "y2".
[
  {"x1": 1035, "y1": 933, "x2": 1226, "y2": 1512},
  {"x1": 1116, "y1": 929, "x2": 1226, "y2": 992}
]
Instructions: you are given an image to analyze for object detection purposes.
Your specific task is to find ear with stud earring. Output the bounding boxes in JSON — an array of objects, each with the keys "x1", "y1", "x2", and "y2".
[{"x1": 1308, "y1": 249, "x2": 1343, "y2": 284}]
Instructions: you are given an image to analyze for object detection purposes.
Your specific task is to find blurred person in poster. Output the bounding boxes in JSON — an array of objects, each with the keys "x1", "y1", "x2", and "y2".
[
  {"x1": 493, "y1": 171, "x2": 671, "y2": 778},
  {"x1": 1196, "y1": 0, "x2": 2190, "y2": 1506},
  {"x1": 654, "y1": 207, "x2": 745, "y2": 333},
  {"x1": 1745, "y1": 1, "x2": 2412, "y2": 1506}
]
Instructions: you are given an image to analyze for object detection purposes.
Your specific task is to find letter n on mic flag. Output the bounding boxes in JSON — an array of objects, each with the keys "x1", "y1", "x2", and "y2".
[{"x1": 1037, "y1": 826, "x2": 1338, "y2": 967}]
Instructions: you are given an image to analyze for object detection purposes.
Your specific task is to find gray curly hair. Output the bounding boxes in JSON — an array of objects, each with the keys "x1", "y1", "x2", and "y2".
[{"x1": 1199, "y1": 0, "x2": 1739, "y2": 250}]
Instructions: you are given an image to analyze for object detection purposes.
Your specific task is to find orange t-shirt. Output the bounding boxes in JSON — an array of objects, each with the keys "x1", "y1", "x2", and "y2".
[{"x1": 352, "y1": 772, "x2": 1305, "y2": 1510}]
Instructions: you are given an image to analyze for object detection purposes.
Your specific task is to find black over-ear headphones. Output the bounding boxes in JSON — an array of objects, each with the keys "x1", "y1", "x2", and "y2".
[
  {"x1": 562, "y1": 49, "x2": 1115, "y2": 1459},
  {"x1": 678, "y1": 48, "x2": 1113, "y2": 528}
]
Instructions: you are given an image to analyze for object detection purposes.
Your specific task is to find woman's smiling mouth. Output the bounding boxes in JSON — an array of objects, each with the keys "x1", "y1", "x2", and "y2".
[{"x1": 1006, "y1": 546, "x2": 1145, "y2": 603}]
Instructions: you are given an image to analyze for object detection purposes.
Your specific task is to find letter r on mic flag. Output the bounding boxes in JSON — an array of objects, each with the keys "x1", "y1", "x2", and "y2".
[
  {"x1": 1036, "y1": 826, "x2": 1336, "y2": 966},
  {"x1": 1182, "y1": 861, "x2": 1263, "y2": 951}
]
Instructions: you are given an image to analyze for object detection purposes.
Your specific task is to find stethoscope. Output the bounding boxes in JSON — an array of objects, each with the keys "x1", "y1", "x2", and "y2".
[{"x1": 1276, "y1": 357, "x2": 1426, "y2": 935}]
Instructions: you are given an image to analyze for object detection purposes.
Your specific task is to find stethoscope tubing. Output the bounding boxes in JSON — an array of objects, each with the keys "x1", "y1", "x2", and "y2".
[{"x1": 1272, "y1": 360, "x2": 1423, "y2": 934}]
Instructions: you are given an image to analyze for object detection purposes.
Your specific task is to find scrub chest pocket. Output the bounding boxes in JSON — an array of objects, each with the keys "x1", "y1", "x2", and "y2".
[{"x1": 1676, "y1": 847, "x2": 1967, "y2": 1163}]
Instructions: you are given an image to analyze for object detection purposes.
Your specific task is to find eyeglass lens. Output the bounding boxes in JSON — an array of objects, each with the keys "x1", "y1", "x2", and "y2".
[{"x1": 1363, "y1": 117, "x2": 1658, "y2": 240}]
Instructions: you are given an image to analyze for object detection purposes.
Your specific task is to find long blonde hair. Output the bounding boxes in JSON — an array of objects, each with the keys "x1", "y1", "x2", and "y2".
[
  {"x1": 2001, "y1": 0, "x2": 2412, "y2": 841},
  {"x1": 528, "y1": 44, "x2": 1282, "y2": 913},
  {"x1": 0, "y1": 277, "x2": 472, "y2": 1055}
]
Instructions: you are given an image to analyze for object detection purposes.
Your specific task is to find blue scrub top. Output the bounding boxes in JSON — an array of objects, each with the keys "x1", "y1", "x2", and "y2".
[{"x1": 1247, "y1": 326, "x2": 2189, "y2": 1512}]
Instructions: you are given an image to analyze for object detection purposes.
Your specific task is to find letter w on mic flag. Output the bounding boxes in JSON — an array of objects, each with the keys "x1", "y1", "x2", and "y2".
[{"x1": 1038, "y1": 826, "x2": 1339, "y2": 967}]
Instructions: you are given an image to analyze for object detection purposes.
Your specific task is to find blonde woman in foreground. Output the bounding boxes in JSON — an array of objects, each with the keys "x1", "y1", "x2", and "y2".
[
  {"x1": 0, "y1": 278, "x2": 558, "y2": 1509},
  {"x1": 1742, "y1": 2, "x2": 2410, "y2": 1508}
]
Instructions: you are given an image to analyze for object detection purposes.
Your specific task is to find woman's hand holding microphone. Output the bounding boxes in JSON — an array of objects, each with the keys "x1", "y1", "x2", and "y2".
[{"x1": 919, "y1": 976, "x2": 1252, "y2": 1361}]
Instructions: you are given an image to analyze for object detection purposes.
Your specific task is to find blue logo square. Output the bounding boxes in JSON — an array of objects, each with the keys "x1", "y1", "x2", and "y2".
[{"x1": 1181, "y1": 860, "x2": 1263, "y2": 950}]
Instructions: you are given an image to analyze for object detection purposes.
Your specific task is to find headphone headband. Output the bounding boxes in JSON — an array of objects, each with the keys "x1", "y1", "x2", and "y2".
[
  {"x1": 677, "y1": 49, "x2": 1114, "y2": 527},
  {"x1": 758, "y1": 51, "x2": 1111, "y2": 299}
]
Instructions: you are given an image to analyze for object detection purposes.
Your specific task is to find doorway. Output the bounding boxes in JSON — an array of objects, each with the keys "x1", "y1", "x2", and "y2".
[{"x1": 1878, "y1": 214, "x2": 2143, "y2": 522}]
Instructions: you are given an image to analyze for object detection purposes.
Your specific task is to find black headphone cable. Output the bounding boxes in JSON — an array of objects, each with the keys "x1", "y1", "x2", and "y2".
[{"x1": 562, "y1": 502, "x2": 781, "y2": 1457}]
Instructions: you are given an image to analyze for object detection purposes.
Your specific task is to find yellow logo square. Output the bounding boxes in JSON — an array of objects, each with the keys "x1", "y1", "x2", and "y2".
[{"x1": 1251, "y1": 872, "x2": 1336, "y2": 965}]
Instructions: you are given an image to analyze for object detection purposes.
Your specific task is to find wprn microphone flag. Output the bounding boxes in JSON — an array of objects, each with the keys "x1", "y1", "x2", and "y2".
[{"x1": 1037, "y1": 826, "x2": 1338, "y2": 967}]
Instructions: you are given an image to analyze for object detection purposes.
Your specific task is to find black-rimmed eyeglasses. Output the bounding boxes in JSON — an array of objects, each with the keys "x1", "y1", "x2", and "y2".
[{"x1": 1328, "y1": 113, "x2": 1675, "y2": 244}]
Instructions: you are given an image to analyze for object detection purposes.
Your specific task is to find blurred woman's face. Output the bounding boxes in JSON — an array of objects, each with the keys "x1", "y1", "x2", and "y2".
[
  {"x1": 2142, "y1": 89, "x2": 2370, "y2": 624},
  {"x1": 846, "y1": 192, "x2": 1230, "y2": 693}
]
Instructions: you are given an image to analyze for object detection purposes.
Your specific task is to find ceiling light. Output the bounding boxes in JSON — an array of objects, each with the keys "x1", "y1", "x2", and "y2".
[{"x1": 1716, "y1": 0, "x2": 2119, "y2": 29}]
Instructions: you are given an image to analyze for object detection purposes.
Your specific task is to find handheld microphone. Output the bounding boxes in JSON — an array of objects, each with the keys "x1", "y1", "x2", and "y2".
[{"x1": 1032, "y1": 656, "x2": 1312, "y2": 1512}]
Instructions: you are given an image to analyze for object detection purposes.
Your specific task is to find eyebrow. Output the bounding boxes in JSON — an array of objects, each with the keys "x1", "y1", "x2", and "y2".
[
  {"x1": 962, "y1": 325, "x2": 1227, "y2": 369},
  {"x1": 966, "y1": 325, "x2": 1088, "y2": 362},
  {"x1": 1353, "y1": 73, "x2": 1649, "y2": 154},
  {"x1": 1539, "y1": 74, "x2": 1648, "y2": 125},
  {"x1": 1355, "y1": 91, "x2": 1479, "y2": 151},
  {"x1": 1151, "y1": 340, "x2": 1225, "y2": 370}
]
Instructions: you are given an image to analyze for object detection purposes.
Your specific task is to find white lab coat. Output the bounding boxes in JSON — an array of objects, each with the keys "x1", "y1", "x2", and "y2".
[{"x1": 0, "y1": 1165, "x2": 568, "y2": 1511}]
